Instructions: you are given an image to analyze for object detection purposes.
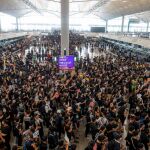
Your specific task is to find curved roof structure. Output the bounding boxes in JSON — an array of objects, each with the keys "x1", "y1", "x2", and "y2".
[{"x1": 0, "y1": 0, "x2": 150, "y2": 21}]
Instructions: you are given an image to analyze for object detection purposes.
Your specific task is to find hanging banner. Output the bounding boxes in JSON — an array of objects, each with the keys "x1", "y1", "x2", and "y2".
[{"x1": 58, "y1": 55, "x2": 74, "y2": 70}]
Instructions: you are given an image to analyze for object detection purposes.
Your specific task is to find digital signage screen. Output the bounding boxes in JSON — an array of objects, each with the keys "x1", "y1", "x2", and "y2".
[
  {"x1": 91, "y1": 27, "x2": 105, "y2": 33},
  {"x1": 58, "y1": 55, "x2": 74, "y2": 70}
]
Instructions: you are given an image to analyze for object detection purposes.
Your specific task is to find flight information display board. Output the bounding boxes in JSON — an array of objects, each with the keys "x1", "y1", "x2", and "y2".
[
  {"x1": 91, "y1": 27, "x2": 105, "y2": 33},
  {"x1": 58, "y1": 55, "x2": 74, "y2": 70}
]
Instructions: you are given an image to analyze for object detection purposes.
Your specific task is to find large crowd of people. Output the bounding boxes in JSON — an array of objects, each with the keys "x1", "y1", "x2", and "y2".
[{"x1": 0, "y1": 32, "x2": 149, "y2": 150}]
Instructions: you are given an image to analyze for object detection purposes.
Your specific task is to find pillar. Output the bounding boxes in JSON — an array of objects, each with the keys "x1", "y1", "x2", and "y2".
[
  {"x1": 128, "y1": 21, "x2": 130, "y2": 32},
  {"x1": 105, "y1": 20, "x2": 108, "y2": 33},
  {"x1": 121, "y1": 16, "x2": 124, "y2": 33},
  {"x1": 146, "y1": 22, "x2": 149, "y2": 32},
  {"x1": 0, "y1": 17, "x2": 1, "y2": 32},
  {"x1": 61, "y1": 0, "x2": 69, "y2": 56},
  {"x1": 16, "y1": 17, "x2": 19, "y2": 31}
]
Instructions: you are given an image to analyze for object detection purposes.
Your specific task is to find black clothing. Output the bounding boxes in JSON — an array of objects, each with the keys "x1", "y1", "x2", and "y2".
[
  {"x1": 48, "y1": 132, "x2": 58, "y2": 149},
  {"x1": 108, "y1": 140, "x2": 120, "y2": 150},
  {"x1": 140, "y1": 132, "x2": 149, "y2": 150},
  {"x1": 1, "y1": 125, "x2": 11, "y2": 150},
  {"x1": 130, "y1": 137, "x2": 139, "y2": 150},
  {"x1": 39, "y1": 142, "x2": 47, "y2": 150},
  {"x1": 125, "y1": 132, "x2": 132, "y2": 148},
  {"x1": 90, "y1": 123, "x2": 98, "y2": 140}
]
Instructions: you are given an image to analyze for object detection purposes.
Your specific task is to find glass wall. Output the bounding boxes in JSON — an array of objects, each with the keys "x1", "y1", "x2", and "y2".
[
  {"x1": 0, "y1": 11, "x2": 150, "y2": 33},
  {"x1": 19, "y1": 12, "x2": 60, "y2": 31},
  {"x1": 107, "y1": 16, "x2": 149, "y2": 33},
  {"x1": 19, "y1": 12, "x2": 106, "y2": 31},
  {"x1": 70, "y1": 13, "x2": 106, "y2": 31},
  {"x1": 0, "y1": 12, "x2": 16, "y2": 32},
  {"x1": 129, "y1": 22, "x2": 147, "y2": 32},
  {"x1": 108, "y1": 17, "x2": 122, "y2": 32},
  {"x1": 108, "y1": 16, "x2": 130, "y2": 32}
]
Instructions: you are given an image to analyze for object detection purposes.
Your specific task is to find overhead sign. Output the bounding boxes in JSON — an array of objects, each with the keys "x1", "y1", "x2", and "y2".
[
  {"x1": 129, "y1": 19, "x2": 140, "y2": 23},
  {"x1": 58, "y1": 55, "x2": 74, "y2": 70}
]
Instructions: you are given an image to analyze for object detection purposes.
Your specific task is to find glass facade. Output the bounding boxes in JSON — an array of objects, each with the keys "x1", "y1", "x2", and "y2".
[
  {"x1": 0, "y1": 12, "x2": 16, "y2": 32},
  {"x1": 0, "y1": 11, "x2": 149, "y2": 32}
]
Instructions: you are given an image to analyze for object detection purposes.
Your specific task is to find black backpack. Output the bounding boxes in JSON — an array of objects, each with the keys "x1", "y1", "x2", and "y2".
[{"x1": 48, "y1": 132, "x2": 58, "y2": 148}]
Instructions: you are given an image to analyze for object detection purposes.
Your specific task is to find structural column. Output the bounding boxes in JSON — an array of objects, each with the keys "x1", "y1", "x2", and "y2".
[
  {"x1": 0, "y1": 17, "x2": 1, "y2": 33},
  {"x1": 16, "y1": 17, "x2": 19, "y2": 31},
  {"x1": 146, "y1": 22, "x2": 149, "y2": 32},
  {"x1": 105, "y1": 20, "x2": 108, "y2": 33},
  {"x1": 121, "y1": 15, "x2": 124, "y2": 33},
  {"x1": 61, "y1": 0, "x2": 69, "y2": 56}
]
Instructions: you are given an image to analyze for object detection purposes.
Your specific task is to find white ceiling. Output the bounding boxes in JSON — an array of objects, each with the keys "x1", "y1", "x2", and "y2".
[
  {"x1": 0, "y1": 0, "x2": 47, "y2": 17},
  {"x1": 0, "y1": 0, "x2": 150, "y2": 22},
  {"x1": 92, "y1": 0, "x2": 150, "y2": 20},
  {"x1": 0, "y1": 0, "x2": 31, "y2": 17},
  {"x1": 135, "y1": 11, "x2": 150, "y2": 22}
]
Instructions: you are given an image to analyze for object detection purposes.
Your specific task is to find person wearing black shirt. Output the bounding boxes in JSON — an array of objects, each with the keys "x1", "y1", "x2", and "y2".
[
  {"x1": 57, "y1": 140, "x2": 66, "y2": 150},
  {"x1": 140, "y1": 129, "x2": 150, "y2": 150},
  {"x1": 48, "y1": 128, "x2": 58, "y2": 149},
  {"x1": 1, "y1": 120, "x2": 11, "y2": 150},
  {"x1": 125, "y1": 125, "x2": 135, "y2": 150},
  {"x1": 39, "y1": 136, "x2": 47, "y2": 150},
  {"x1": 94, "y1": 134, "x2": 107, "y2": 150},
  {"x1": 55, "y1": 113, "x2": 63, "y2": 139},
  {"x1": 108, "y1": 132, "x2": 122, "y2": 150},
  {"x1": 130, "y1": 131, "x2": 140, "y2": 150},
  {"x1": 15, "y1": 124, "x2": 23, "y2": 146},
  {"x1": 85, "y1": 112, "x2": 91, "y2": 137},
  {"x1": 128, "y1": 115, "x2": 140, "y2": 131},
  {"x1": 24, "y1": 134, "x2": 35, "y2": 150},
  {"x1": 90, "y1": 118, "x2": 98, "y2": 140}
]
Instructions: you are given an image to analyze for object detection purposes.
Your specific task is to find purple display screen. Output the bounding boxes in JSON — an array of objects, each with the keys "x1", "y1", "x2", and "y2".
[{"x1": 58, "y1": 55, "x2": 74, "y2": 70}]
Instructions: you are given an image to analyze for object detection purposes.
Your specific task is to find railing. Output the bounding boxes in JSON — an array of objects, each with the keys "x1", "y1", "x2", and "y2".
[
  {"x1": 99, "y1": 33, "x2": 150, "y2": 49},
  {"x1": 0, "y1": 32, "x2": 28, "y2": 41},
  {"x1": 102, "y1": 32, "x2": 150, "y2": 39}
]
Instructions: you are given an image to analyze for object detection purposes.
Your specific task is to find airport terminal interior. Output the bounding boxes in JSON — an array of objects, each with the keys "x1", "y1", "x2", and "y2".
[{"x1": 0, "y1": 0, "x2": 150, "y2": 150}]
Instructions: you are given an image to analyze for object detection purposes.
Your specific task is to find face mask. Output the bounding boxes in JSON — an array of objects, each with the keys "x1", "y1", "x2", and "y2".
[
  {"x1": 3, "y1": 108, "x2": 6, "y2": 113},
  {"x1": 136, "y1": 106, "x2": 140, "y2": 112}
]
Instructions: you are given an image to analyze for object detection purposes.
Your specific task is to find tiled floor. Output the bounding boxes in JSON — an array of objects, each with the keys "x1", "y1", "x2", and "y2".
[{"x1": 76, "y1": 122, "x2": 92, "y2": 150}]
